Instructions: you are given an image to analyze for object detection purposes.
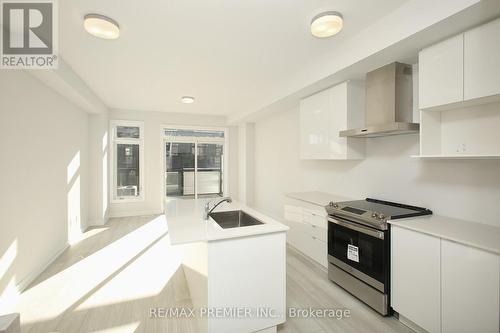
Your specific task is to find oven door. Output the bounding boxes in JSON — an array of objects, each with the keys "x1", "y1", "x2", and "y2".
[{"x1": 328, "y1": 216, "x2": 388, "y2": 293}]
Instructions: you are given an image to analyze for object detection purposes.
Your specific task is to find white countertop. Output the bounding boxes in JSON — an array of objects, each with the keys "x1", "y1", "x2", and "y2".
[
  {"x1": 287, "y1": 191, "x2": 500, "y2": 255},
  {"x1": 285, "y1": 191, "x2": 351, "y2": 207},
  {"x1": 389, "y1": 215, "x2": 500, "y2": 255},
  {"x1": 164, "y1": 198, "x2": 289, "y2": 245}
]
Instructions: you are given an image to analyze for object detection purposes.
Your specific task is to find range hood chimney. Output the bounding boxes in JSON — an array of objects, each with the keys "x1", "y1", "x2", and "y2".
[{"x1": 340, "y1": 62, "x2": 419, "y2": 138}]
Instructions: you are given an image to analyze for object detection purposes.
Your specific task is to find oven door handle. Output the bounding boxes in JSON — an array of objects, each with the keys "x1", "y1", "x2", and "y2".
[{"x1": 328, "y1": 217, "x2": 385, "y2": 239}]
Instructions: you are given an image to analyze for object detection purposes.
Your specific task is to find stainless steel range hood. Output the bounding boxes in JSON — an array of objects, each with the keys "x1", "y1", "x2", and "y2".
[{"x1": 340, "y1": 62, "x2": 419, "y2": 138}]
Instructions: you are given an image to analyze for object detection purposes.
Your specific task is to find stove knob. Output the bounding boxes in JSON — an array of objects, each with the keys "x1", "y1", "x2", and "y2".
[
  {"x1": 379, "y1": 214, "x2": 386, "y2": 220},
  {"x1": 329, "y1": 202, "x2": 338, "y2": 208},
  {"x1": 372, "y1": 212, "x2": 379, "y2": 218}
]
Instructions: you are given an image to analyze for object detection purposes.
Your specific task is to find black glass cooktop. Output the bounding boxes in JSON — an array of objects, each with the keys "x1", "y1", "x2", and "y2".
[{"x1": 339, "y1": 198, "x2": 432, "y2": 219}]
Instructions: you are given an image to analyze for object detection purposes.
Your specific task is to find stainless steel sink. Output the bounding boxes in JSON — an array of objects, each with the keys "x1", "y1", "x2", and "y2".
[{"x1": 209, "y1": 210, "x2": 264, "y2": 229}]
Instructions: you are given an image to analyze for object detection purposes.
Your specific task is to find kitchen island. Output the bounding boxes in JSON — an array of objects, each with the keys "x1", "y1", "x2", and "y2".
[{"x1": 164, "y1": 198, "x2": 289, "y2": 333}]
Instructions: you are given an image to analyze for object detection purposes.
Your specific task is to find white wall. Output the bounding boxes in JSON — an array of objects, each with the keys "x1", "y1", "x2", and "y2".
[
  {"x1": 253, "y1": 106, "x2": 500, "y2": 227},
  {"x1": 238, "y1": 123, "x2": 254, "y2": 205},
  {"x1": 88, "y1": 112, "x2": 110, "y2": 226},
  {"x1": 108, "y1": 109, "x2": 238, "y2": 217},
  {"x1": 228, "y1": 126, "x2": 239, "y2": 201},
  {"x1": 0, "y1": 70, "x2": 89, "y2": 311}
]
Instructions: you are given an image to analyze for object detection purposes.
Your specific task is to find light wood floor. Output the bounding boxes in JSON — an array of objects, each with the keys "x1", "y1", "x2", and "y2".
[{"x1": 16, "y1": 215, "x2": 412, "y2": 333}]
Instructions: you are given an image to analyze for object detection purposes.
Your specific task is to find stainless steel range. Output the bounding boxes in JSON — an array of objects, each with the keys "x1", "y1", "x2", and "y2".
[{"x1": 325, "y1": 198, "x2": 432, "y2": 315}]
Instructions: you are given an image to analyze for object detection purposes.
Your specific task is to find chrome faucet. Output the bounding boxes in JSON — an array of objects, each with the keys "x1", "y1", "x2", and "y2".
[{"x1": 204, "y1": 197, "x2": 232, "y2": 220}]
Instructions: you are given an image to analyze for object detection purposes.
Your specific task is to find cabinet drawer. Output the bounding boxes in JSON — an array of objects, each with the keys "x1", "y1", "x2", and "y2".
[
  {"x1": 309, "y1": 224, "x2": 327, "y2": 242},
  {"x1": 303, "y1": 210, "x2": 326, "y2": 228},
  {"x1": 287, "y1": 221, "x2": 328, "y2": 267},
  {"x1": 303, "y1": 208, "x2": 326, "y2": 217},
  {"x1": 303, "y1": 235, "x2": 327, "y2": 267}
]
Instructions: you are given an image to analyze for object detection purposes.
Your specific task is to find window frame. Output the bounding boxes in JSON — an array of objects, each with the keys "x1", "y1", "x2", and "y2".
[
  {"x1": 161, "y1": 125, "x2": 229, "y2": 201},
  {"x1": 110, "y1": 120, "x2": 145, "y2": 203}
]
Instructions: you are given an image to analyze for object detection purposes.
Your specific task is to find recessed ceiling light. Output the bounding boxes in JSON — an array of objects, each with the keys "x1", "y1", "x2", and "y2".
[
  {"x1": 84, "y1": 14, "x2": 120, "y2": 40},
  {"x1": 181, "y1": 96, "x2": 195, "y2": 104},
  {"x1": 311, "y1": 11, "x2": 343, "y2": 38}
]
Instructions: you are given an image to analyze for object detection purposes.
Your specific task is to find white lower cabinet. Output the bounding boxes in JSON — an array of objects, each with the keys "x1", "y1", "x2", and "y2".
[
  {"x1": 391, "y1": 226, "x2": 441, "y2": 333},
  {"x1": 286, "y1": 220, "x2": 311, "y2": 249},
  {"x1": 284, "y1": 204, "x2": 328, "y2": 267},
  {"x1": 441, "y1": 240, "x2": 500, "y2": 333},
  {"x1": 392, "y1": 226, "x2": 500, "y2": 333}
]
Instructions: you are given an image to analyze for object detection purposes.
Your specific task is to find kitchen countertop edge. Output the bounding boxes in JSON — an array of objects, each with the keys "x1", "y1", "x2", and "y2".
[
  {"x1": 165, "y1": 199, "x2": 289, "y2": 246},
  {"x1": 389, "y1": 215, "x2": 500, "y2": 255}
]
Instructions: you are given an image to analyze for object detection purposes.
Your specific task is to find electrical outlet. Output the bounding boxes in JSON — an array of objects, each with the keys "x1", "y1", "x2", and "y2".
[{"x1": 457, "y1": 143, "x2": 467, "y2": 153}]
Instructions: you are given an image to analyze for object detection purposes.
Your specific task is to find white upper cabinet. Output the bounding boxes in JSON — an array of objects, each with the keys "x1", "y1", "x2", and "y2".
[
  {"x1": 419, "y1": 34, "x2": 464, "y2": 109},
  {"x1": 300, "y1": 81, "x2": 364, "y2": 160},
  {"x1": 464, "y1": 18, "x2": 500, "y2": 101},
  {"x1": 416, "y1": 17, "x2": 500, "y2": 159},
  {"x1": 419, "y1": 17, "x2": 500, "y2": 110}
]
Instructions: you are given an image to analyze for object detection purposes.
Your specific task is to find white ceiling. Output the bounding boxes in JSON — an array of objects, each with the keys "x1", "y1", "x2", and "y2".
[{"x1": 60, "y1": 0, "x2": 410, "y2": 116}]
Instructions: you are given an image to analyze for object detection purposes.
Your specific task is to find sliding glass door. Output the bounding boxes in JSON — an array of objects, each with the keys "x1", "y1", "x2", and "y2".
[
  {"x1": 164, "y1": 128, "x2": 225, "y2": 199},
  {"x1": 165, "y1": 142, "x2": 195, "y2": 197},
  {"x1": 196, "y1": 143, "x2": 224, "y2": 197}
]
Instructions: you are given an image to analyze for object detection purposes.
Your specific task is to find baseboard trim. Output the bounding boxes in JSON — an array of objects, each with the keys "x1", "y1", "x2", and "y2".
[
  {"x1": 86, "y1": 211, "x2": 110, "y2": 227},
  {"x1": 286, "y1": 243, "x2": 328, "y2": 273},
  {"x1": 87, "y1": 217, "x2": 109, "y2": 227},
  {"x1": 398, "y1": 313, "x2": 430, "y2": 333},
  {"x1": 16, "y1": 243, "x2": 70, "y2": 292}
]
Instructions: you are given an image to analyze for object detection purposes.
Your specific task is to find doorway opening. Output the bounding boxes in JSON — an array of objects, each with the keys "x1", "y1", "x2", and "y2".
[{"x1": 163, "y1": 127, "x2": 226, "y2": 200}]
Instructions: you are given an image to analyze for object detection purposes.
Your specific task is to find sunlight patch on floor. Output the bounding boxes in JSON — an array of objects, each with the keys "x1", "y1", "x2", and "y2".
[
  {"x1": 16, "y1": 215, "x2": 168, "y2": 325},
  {"x1": 0, "y1": 277, "x2": 20, "y2": 314},
  {"x1": 77, "y1": 233, "x2": 182, "y2": 310},
  {"x1": 0, "y1": 239, "x2": 17, "y2": 281}
]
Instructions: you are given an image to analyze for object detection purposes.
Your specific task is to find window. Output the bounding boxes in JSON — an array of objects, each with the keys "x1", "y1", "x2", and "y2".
[
  {"x1": 111, "y1": 121, "x2": 144, "y2": 202},
  {"x1": 164, "y1": 128, "x2": 224, "y2": 138},
  {"x1": 164, "y1": 127, "x2": 226, "y2": 199},
  {"x1": 117, "y1": 126, "x2": 140, "y2": 139}
]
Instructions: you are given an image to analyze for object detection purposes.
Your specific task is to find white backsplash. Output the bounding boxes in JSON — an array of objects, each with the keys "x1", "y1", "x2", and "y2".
[{"x1": 253, "y1": 106, "x2": 500, "y2": 227}]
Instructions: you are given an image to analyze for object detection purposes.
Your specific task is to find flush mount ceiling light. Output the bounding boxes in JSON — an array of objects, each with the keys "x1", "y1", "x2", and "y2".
[
  {"x1": 310, "y1": 11, "x2": 343, "y2": 38},
  {"x1": 84, "y1": 14, "x2": 120, "y2": 40},
  {"x1": 181, "y1": 96, "x2": 195, "y2": 104}
]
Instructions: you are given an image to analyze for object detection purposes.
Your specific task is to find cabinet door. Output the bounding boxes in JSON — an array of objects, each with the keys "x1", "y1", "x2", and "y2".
[
  {"x1": 309, "y1": 224, "x2": 327, "y2": 243},
  {"x1": 464, "y1": 18, "x2": 500, "y2": 101},
  {"x1": 391, "y1": 226, "x2": 441, "y2": 333},
  {"x1": 308, "y1": 236, "x2": 327, "y2": 267},
  {"x1": 285, "y1": 219, "x2": 310, "y2": 251},
  {"x1": 419, "y1": 34, "x2": 464, "y2": 109},
  {"x1": 299, "y1": 84, "x2": 348, "y2": 159},
  {"x1": 303, "y1": 209, "x2": 327, "y2": 228},
  {"x1": 441, "y1": 240, "x2": 500, "y2": 333},
  {"x1": 300, "y1": 88, "x2": 334, "y2": 159}
]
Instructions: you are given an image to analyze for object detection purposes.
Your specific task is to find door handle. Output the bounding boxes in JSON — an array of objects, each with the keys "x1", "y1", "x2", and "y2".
[{"x1": 328, "y1": 217, "x2": 384, "y2": 239}]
